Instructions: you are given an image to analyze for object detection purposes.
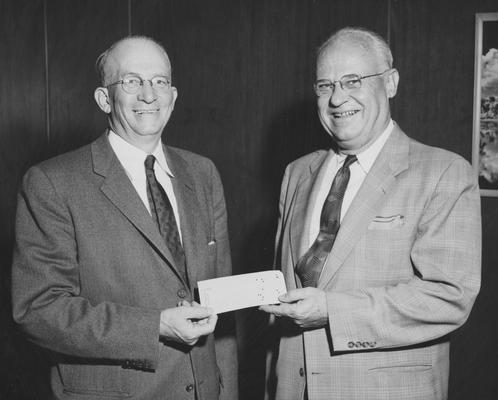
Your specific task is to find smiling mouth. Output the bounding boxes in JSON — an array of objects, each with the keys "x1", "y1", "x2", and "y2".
[
  {"x1": 331, "y1": 110, "x2": 359, "y2": 118},
  {"x1": 134, "y1": 109, "x2": 159, "y2": 115}
]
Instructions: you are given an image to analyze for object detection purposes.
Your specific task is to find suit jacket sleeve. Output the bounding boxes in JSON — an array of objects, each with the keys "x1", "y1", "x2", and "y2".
[
  {"x1": 326, "y1": 157, "x2": 481, "y2": 351},
  {"x1": 209, "y1": 162, "x2": 239, "y2": 400},
  {"x1": 11, "y1": 165, "x2": 162, "y2": 369}
]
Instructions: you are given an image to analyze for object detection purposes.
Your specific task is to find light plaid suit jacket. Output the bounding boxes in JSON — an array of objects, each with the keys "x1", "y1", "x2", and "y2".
[{"x1": 267, "y1": 125, "x2": 481, "y2": 400}]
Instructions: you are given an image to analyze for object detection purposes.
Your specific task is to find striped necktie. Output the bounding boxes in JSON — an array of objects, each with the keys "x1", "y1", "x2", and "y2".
[
  {"x1": 295, "y1": 154, "x2": 357, "y2": 287},
  {"x1": 145, "y1": 155, "x2": 188, "y2": 285}
]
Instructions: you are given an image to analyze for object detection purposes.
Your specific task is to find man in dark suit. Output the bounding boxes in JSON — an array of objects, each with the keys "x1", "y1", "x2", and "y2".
[{"x1": 12, "y1": 36, "x2": 237, "y2": 400}]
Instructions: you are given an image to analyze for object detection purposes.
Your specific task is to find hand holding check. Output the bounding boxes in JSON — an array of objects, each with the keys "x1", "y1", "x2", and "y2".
[
  {"x1": 260, "y1": 287, "x2": 329, "y2": 329},
  {"x1": 160, "y1": 302, "x2": 217, "y2": 346}
]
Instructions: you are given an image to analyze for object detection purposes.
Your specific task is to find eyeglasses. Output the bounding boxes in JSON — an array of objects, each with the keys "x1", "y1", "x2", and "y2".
[
  {"x1": 314, "y1": 69, "x2": 391, "y2": 97},
  {"x1": 106, "y1": 75, "x2": 172, "y2": 94}
]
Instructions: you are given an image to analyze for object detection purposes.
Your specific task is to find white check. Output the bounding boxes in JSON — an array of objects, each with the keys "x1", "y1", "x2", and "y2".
[{"x1": 198, "y1": 270, "x2": 287, "y2": 314}]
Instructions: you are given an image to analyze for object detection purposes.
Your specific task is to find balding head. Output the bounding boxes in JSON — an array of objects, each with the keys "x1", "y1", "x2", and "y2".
[
  {"x1": 317, "y1": 27, "x2": 393, "y2": 72},
  {"x1": 95, "y1": 36, "x2": 172, "y2": 86}
]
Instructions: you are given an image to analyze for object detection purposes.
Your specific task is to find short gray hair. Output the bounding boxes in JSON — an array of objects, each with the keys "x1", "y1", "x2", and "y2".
[
  {"x1": 317, "y1": 27, "x2": 393, "y2": 69},
  {"x1": 95, "y1": 35, "x2": 171, "y2": 85}
]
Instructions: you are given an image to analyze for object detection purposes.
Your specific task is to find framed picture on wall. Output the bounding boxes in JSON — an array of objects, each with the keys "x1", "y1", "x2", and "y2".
[{"x1": 473, "y1": 12, "x2": 498, "y2": 196}]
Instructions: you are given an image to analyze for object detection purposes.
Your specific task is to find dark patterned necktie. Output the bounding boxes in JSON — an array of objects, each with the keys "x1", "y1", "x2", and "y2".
[
  {"x1": 295, "y1": 154, "x2": 357, "y2": 287},
  {"x1": 145, "y1": 155, "x2": 188, "y2": 285}
]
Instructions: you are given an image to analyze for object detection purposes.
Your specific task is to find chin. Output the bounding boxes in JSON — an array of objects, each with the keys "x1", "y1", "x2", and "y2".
[
  {"x1": 138, "y1": 131, "x2": 163, "y2": 137},
  {"x1": 134, "y1": 124, "x2": 164, "y2": 136},
  {"x1": 328, "y1": 127, "x2": 355, "y2": 140}
]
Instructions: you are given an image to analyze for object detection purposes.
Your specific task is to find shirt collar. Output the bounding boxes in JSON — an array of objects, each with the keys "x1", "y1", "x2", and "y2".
[
  {"x1": 150, "y1": 140, "x2": 174, "y2": 178},
  {"x1": 108, "y1": 130, "x2": 174, "y2": 178},
  {"x1": 338, "y1": 119, "x2": 394, "y2": 174}
]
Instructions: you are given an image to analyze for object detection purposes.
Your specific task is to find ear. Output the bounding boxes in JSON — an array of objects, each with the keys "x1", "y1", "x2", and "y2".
[
  {"x1": 171, "y1": 86, "x2": 178, "y2": 107},
  {"x1": 385, "y1": 68, "x2": 399, "y2": 99},
  {"x1": 94, "y1": 87, "x2": 111, "y2": 114}
]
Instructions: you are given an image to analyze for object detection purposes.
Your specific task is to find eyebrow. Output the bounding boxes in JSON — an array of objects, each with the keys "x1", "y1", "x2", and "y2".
[
  {"x1": 121, "y1": 72, "x2": 171, "y2": 78},
  {"x1": 316, "y1": 73, "x2": 361, "y2": 80}
]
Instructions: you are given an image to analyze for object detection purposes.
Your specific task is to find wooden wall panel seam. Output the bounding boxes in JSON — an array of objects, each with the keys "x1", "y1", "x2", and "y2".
[
  {"x1": 43, "y1": 0, "x2": 50, "y2": 142},
  {"x1": 387, "y1": 0, "x2": 392, "y2": 45},
  {"x1": 128, "y1": 0, "x2": 132, "y2": 35}
]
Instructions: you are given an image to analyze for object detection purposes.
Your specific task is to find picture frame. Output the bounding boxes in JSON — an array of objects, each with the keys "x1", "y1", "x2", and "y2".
[{"x1": 473, "y1": 12, "x2": 498, "y2": 196}]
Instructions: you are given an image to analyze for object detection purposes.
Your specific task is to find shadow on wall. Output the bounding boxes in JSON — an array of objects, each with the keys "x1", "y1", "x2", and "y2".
[{"x1": 236, "y1": 96, "x2": 330, "y2": 400}]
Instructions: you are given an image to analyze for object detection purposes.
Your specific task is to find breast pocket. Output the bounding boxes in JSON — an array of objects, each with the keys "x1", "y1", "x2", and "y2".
[{"x1": 368, "y1": 214, "x2": 405, "y2": 230}]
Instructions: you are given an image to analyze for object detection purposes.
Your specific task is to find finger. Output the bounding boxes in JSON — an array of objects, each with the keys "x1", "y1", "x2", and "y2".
[
  {"x1": 160, "y1": 307, "x2": 215, "y2": 344},
  {"x1": 259, "y1": 304, "x2": 279, "y2": 313},
  {"x1": 206, "y1": 312, "x2": 218, "y2": 325},
  {"x1": 260, "y1": 303, "x2": 295, "y2": 318},
  {"x1": 191, "y1": 314, "x2": 217, "y2": 335},
  {"x1": 182, "y1": 306, "x2": 215, "y2": 320},
  {"x1": 194, "y1": 310, "x2": 217, "y2": 326},
  {"x1": 279, "y1": 288, "x2": 311, "y2": 303}
]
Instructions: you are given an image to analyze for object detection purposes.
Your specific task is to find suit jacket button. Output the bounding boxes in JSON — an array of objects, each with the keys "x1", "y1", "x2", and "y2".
[
  {"x1": 186, "y1": 383, "x2": 194, "y2": 392},
  {"x1": 299, "y1": 367, "x2": 305, "y2": 377},
  {"x1": 177, "y1": 289, "x2": 188, "y2": 298}
]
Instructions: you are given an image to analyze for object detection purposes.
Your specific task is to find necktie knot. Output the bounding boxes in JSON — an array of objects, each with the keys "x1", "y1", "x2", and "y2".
[
  {"x1": 343, "y1": 154, "x2": 357, "y2": 169},
  {"x1": 144, "y1": 155, "x2": 156, "y2": 172}
]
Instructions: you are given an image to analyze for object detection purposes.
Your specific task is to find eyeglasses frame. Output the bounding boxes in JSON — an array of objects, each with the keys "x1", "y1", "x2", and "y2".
[
  {"x1": 106, "y1": 75, "x2": 172, "y2": 94},
  {"x1": 314, "y1": 69, "x2": 393, "y2": 97}
]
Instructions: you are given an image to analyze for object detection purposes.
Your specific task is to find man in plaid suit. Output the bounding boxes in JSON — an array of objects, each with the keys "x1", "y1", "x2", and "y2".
[{"x1": 261, "y1": 26, "x2": 481, "y2": 400}]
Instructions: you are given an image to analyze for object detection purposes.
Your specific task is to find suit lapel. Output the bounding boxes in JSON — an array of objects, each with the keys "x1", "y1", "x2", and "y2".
[
  {"x1": 91, "y1": 134, "x2": 181, "y2": 281},
  {"x1": 318, "y1": 126, "x2": 410, "y2": 289},
  {"x1": 289, "y1": 151, "x2": 333, "y2": 269},
  {"x1": 165, "y1": 146, "x2": 207, "y2": 288}
]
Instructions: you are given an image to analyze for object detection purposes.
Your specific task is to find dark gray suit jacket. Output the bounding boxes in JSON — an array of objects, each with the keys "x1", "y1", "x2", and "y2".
[{"x1": 12, "y1": 133, "x2": 238, "y2": 400}]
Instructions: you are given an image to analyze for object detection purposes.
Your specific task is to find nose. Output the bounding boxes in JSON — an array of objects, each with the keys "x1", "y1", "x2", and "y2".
[
  {"x1": 138, "y1": 80, "x2": 157, "y2": 103},
  {"x1": 328, "y1": 83, "x2": 348, "y2": 107}
]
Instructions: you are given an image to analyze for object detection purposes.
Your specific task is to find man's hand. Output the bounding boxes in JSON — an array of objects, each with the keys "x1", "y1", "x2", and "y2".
[
  {"x1": 259, "y1": 287, "x2": 329, "y2": 329},
  {"x1": 160, "y1": 303, "x2": 217, "y2": 345}
]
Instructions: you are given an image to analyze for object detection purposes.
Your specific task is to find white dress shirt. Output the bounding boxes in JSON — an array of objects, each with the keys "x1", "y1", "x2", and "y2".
[
  {"x1": 308, "y1": 120, "x2": 394, "y2": 246},
  {"x1": 108, "y1": 131, "x2": 183, "y2": 241}
]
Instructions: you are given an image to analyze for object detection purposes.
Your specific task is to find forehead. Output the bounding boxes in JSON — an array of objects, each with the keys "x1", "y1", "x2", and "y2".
[
  {"x1": 316, "y1": 40, "x2": 379, "y2": 78},
  {"x1": 106, "y1": 39, "x2": 171, "y2": 78}
]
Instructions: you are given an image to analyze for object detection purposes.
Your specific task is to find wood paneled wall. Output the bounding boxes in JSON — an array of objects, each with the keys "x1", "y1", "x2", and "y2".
[{"x1": 0, "y1": 1, "x2": 496, "y2": 398}]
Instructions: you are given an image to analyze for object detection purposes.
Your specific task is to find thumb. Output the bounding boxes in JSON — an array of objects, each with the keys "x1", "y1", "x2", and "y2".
[
  {"x1": 184, "y1": 306, "x2": 215, "y2": 319},
  {"x1": 279, "y1": 288, "x2": 308, "y2": 303}
]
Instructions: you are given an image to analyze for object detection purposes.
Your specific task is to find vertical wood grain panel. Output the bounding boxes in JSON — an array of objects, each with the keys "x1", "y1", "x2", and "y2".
[
  {"x1": 46, "y1": 0, "x2": 129, "y2": 156},
  {"x1": 391, "y1": 0, "x2": 482, "y2": 159},
  {"x1": 132, "y1": 1, "x2": 388, "y2": 398},
  {"x1": 0, "y1": 0, "x2": 47, "y2": 238},
  {"x1": 391, "y1": 1, "x2": 498, "y2": 399},
  {"x1": 0, "y1": 2, "x2": 48, "y2": 398}
]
